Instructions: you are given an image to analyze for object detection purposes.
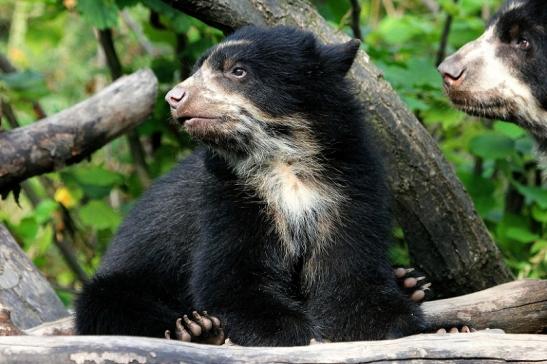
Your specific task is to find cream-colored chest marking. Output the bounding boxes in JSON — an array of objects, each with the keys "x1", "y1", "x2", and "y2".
[{"x1": 251, "y1": 161, "x2": 342, "y2": 257}]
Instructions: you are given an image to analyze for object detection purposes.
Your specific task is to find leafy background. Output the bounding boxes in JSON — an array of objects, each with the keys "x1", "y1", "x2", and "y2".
[{"x1": 0, "y1": 0, "x2": 544, "y2": 306}]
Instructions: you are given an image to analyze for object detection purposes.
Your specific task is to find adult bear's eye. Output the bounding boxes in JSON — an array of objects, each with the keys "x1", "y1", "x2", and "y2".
[
  {"x1": 231, "y1": 67, "x2": 247, "y2": 78},
  {"x1": 516, "y1": 37, "x2": 531, "y2": 51}
]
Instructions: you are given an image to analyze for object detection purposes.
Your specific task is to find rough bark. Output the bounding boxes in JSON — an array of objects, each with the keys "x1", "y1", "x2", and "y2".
[
  {"x1": 24, "y1": 317, "x2": 74, "y2": 336},
  {"x1": 422, "y1": 280, "x2": 547, "y2": 334},
  {"x1": 0, "y1": 69, "x2": 157, "y2": 194},
  {"x1": 161, "y1": 0, "x2": 513, "y2": 296},
  {"x1": 6, "y1": 279, "x2": 543, "y2": 338},
  {"x1": 0, "y1": 333, "x2": 545, "y2": 363},
  {"x1": 0, "y1": 224, "x2": 69, "y2": 330}
]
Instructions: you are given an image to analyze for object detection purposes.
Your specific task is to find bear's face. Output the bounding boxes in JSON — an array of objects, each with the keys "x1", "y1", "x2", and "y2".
[
  {"x1": 438, "y1": 0, "x2": 547, "y2": 134},
  {"x1": 165, "y1": 26, "x2": 360, "y2": 160}
]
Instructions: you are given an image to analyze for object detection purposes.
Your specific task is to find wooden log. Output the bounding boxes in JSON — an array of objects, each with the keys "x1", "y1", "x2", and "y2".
[
  {"x1": 422, "y1": 280, "x2": 547, "y2": 334},
  {"x1": 0, "y1": 224, "x2": 69, "y2": 330},
  {"x1": 0, "y1": 69, "x2": 157, "y2": 194},
  {"x1": 161, "y1": 0, "x2": 514, "y2": 297},
  {"x1": 0, "y1": 333, "x2": 545, "y2": 363},
  {"x1": 24, "y1": 317, "x2": 74, "y2": 336},
  {"x1": 14, "y1": 279, "x2": 545, "y2": 337}
]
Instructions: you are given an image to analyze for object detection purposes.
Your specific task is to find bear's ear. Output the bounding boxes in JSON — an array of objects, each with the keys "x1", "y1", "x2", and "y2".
[{"x1": 319, "y1": 39, "x2": 361, "y2": 75}]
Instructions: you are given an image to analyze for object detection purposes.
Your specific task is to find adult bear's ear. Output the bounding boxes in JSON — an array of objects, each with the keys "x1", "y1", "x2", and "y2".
[{"x1": 320, "y1": 39, "x2": 361, "y2": 75}]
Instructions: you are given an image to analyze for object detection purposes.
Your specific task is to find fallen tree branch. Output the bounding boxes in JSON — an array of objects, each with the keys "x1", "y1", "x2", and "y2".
[
  {"x1": 0, "y1": 224, "x2": 69, "y2": 330},
  {"x1": 0, "y1": 69, "x2": 157, "y2": 193},
  {"x1": 161, "y1": 0, "x2": 514, "y2": 297},
  {"x1": 8, "y1": 280, "x2": 544, "y2": 338},
  {"x1": 0, "y1": 333, "x2": 545, "y2": 363},
  {"x1": 422, "y1": 279, "x2": 547, "y2": 334}
]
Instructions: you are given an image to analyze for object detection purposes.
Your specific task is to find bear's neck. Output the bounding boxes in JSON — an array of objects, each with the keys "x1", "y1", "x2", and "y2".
[{"x1": 232, "y1": 152, "x2": 345, "y2": 258}]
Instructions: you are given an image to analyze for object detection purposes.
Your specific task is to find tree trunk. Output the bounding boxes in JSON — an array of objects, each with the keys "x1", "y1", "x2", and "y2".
[
  {"x1": 0, "y1": 224, "x2": 69, "y2": 330},
  {"x1": 0, "y1": 333, "x2": 545, "y2": 363},
  {"x1": 161, "y1": 0, "x2": 513, "y2": 296},
  {"x1": 0, "y1": 69, "x2": 157, "y2": 196}
]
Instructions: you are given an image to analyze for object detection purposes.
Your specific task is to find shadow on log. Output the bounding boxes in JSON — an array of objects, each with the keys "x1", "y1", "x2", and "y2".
[
  {"x1": 0, "y1": 333, "x2": 545, "y2": 363},
  {"x1": 0, "y1": 69, "x2": 157, "y2": 195}
]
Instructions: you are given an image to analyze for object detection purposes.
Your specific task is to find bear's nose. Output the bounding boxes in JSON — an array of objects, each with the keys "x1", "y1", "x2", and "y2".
[
  {"x1": 437, "y1": 59, "x2": 466, "y2": 88},
  {"x1": 165, "y1": 87, "x2": 187, "y2": 110}
]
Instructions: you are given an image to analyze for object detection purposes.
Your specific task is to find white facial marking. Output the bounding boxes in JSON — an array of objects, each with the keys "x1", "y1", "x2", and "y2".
[
  {"x1": 505, "y1": 0, "x2": 526, "y2": 12},
  {"x1": 450, "y1": 23, "x2": 547, "y2": 132},
  {"x1": 181, "y1": 51, "x2": 345, "y2": 262}
]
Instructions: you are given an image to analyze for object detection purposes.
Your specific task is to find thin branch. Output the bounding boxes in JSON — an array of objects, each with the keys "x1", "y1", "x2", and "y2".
[
  {"x1": 121, "y1": 10, "x2": 160, "y2": 56},
  {"x1": 420, "y1": 0, "x2": 439, "y2": 13},
  {"x1": 97, "y1": 28, "x2": 152, "y2": 188},
  {"x1": 0, "y1": 54, "x2": 16, "y2": 73},
  {"x1": 436, "y1": 0, "x2": 459, "y2": 67},
  {"x1": 52, "y1": 235, "x2": 89, "y2": 283},
  {"x1": 349, "y1": 0, "x2": 362, "y2": 40},
  {"x1": 382, "y1": 0, "x2": 398, "y2": 17}
]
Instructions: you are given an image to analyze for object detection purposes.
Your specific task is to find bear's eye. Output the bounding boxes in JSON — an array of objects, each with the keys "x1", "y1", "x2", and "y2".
[
  {"x1": 516, "y1": 37, "x2": 531, "y2": 51},
  {"x1": 230, "y1": 67, "x2": 247, "y2": 78}
]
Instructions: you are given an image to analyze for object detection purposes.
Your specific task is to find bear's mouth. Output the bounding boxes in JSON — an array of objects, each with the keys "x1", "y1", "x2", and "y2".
[{"x1": 176, "y1": 116, "x2": 221, "y2": 126}]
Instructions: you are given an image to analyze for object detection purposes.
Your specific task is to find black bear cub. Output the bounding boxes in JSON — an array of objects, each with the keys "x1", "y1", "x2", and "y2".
[{"x1": 76, "y1": 26, "x2": 424, "y2": 346}]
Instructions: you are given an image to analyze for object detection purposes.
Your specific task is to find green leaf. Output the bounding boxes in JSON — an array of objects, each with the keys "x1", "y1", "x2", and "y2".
[
  {"x1": 531, "y1": 240, "x2": 547, "y2": 254},
  {"x1": 469, "y1": 132, "x2": 515, "y2": 160},
  {"x1": 141, "y1": 0, "x2": 192, "y2": 33},
  {"x1": 458, "y1": 172, "x2": 499, "y2": 218},
  {"x1": 514, "y1": 183, "x2": 547, "y2": 209},
  {"x1": 79, "y1": 200, "x2": 121, "y2": 230},
  {"x1": 115, "y1": 0, "x2": 140, "y2": 8},
  {"x1": 532, "y1": 205, "x2": 547, "y2": 223},
  {"x1": 34, "y1": 199, "x2": 58, "y2": 224},
  {"x1": 12, "y1": 217, "x2": 39, "y2": 241},
  {"x1": 422, "y1": 107, "x2": 465, "y2": 129},
  {"x1": 71, "y1": 166, "x2": 124, "y2": 187},
  {"x1": 0, "y1": 70, "x2": 48, "y2": 98},
  {"x1": 505, "y1": 227, "x2": 539, "y2": 244},
  {"x1": 77, "y1": 0, "x2": 119, "y2": 29},
  {"x1": 376, "y1": 16, "x2": 424, "y2": 45},
  {"x1": 493, "y1": 121, "x2": 526, "y2": 139}
]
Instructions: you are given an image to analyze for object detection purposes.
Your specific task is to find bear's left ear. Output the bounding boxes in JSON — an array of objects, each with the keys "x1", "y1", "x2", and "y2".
[{"x1": 320, "y1": 39, "x2": 361, "y2": 75}]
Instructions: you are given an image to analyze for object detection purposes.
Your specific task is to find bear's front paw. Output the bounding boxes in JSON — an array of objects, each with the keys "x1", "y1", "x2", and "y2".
[
  {"x1": 394, "y1": 267, "x2": 432, "y2": 303},
  {"x1": 165, "y1": 311, "x2": 225, "y2": 345}
]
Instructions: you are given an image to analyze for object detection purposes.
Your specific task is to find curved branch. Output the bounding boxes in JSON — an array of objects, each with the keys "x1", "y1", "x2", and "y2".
[{"x1": 0, "y1": 69, "x2": 157, "y2": 194}]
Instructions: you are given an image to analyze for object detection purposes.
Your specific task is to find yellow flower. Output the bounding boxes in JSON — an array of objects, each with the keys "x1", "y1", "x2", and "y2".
[
  {"x1": 8, "y1": 48, "x2": 26, "y2": 65},
  {"x1": 54, "y1": 187, "x2": 76, "y2": 208},
  {"x1": 63, "y1": 0, "x2": 77, "y2": 10}
]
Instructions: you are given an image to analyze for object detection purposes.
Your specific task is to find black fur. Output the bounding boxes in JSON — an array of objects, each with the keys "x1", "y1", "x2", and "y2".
[
  {"x1": 494, "y1": 0, "x2": 547, "y2": 111},
  {"x1": 76, "y1": 26, "x2": 424, "y2": 346}
]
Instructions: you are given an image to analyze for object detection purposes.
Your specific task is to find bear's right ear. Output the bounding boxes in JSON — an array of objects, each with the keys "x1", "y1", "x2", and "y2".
[{"x1": 319, "y1": 39, "x2": 361, "y2": 75}]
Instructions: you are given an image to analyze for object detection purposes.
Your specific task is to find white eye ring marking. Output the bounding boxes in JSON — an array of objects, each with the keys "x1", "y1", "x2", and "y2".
[{"x1": 231, "y1": 67, "x2": 247, "y2": 78}]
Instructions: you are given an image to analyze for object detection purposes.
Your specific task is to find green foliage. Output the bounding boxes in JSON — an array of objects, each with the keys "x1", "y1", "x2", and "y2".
[
  {"x1": 77, "y1": 0, "x2": 119, "y2": 29},
  {"x1": 0, "y1": 0, "x2": 545, "y2": 308}
]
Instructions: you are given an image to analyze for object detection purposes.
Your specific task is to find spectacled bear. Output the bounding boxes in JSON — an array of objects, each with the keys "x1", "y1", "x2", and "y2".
[
  {"x1": 75, "y1": 26, "x2": 425, "y2": 346},
  {"x1": 439, "y1": 0, "x2": 547, "y2": 148}
]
